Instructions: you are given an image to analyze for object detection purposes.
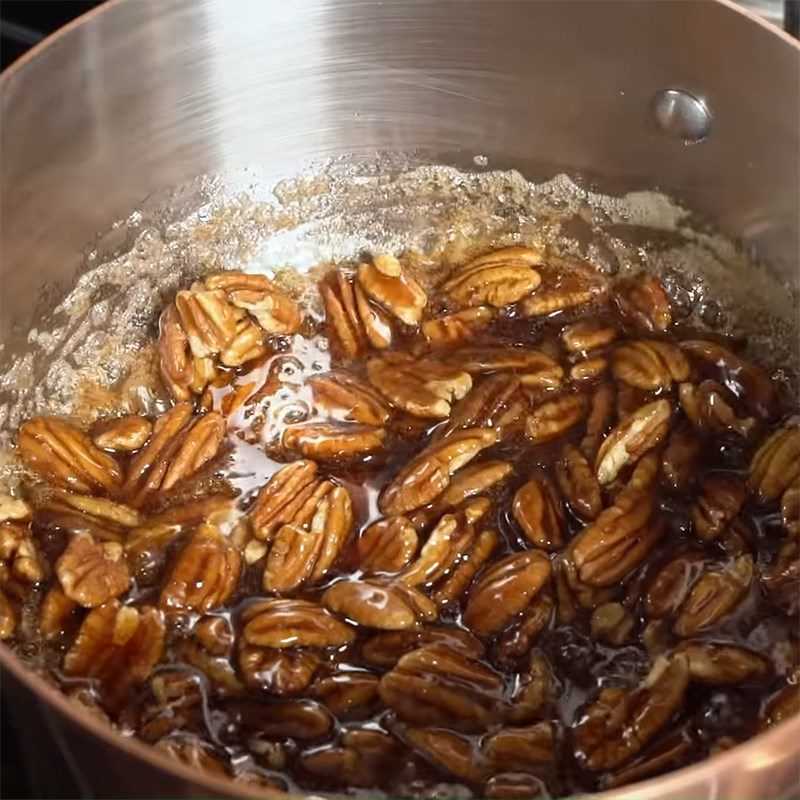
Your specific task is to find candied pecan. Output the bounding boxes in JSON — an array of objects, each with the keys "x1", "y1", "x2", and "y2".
[
  {"x1": 0, "y1": 495, "x2": 30, "y2": 523},
  {"x1": 357, "y1": 255, "x2": 427, "y2": 325},
  {"x1": 56, "y1": 533, "x2": 131, "y2": 607},
  {"x1": 361, "y1": 626, "x2": 483, "y2": 668},
  {"x1": 157, "y1": 304, "x2": 201, "y2": 401},
  {"x1": 674, "y1": 554, "x2": 753, "y2": 636},
  {"x1": 367, "y1": 352, "x2": 472, "y2": 419},
  {"x1": 174, "y1": 283, "x2": 244, "y2": 358},
  {"x1": 614, "y1": 274, "x2": 672, "y2": 332},
  {"x1": 434, "y1": 374, "x2": 528, "y2": 442},
  {"x1": 0, "y1": 590, "x2": 16, "y2": 639},
  {"x1": 612, "y1": 340, "x2": 690, "y2": 390},
  {"x1": 177, "y1": 639, "x2": 245, "y2": 697},
  {"x1": 512, "y1": 475, "x2": 565, "y2": 550},
  {"x1": 238, "y1": 646, "x2": 320, "y2": 695},
  {"x1": 352, "y1": 516, "x2": 418, "y2": 573},
  {"x1": 422, "y1": 307, "x2": 494, "y2": 347},
  {"x1": 241, "y1": 599, "x2": 355, "y2": 649},
  {"x1": 590, "y1": 602, "x2": 635, "y2": 645},
  {"x1": 506, "y1": 651, "x2": 555, "y2": 721},
  {"x1": 0, "y1": 521, "x2": 44, "y2": 585},
  {"x1": 195, "y1": 615, "x2": 234, "y2": 655},
  {"x1": 449, "y1": 347, "x2": 563, "y2": 389},
  {"x1": 155, "y1": 736, "x2": 228, "y2": 776},
  {"x1": 41, "y1": 490, "x2": 144, "y2": 543},
  {"x1": 380, "y1": 428, "x2": 497, "y2": 515},
  {"x1": 595, "y1": 399, "x2": 671, "y2": 484},
  {"x1": 526, "y1": 394, "x2": 587, "y2": 444},
  {"x1": 39, "y1": 586, "x2": 79, "y2": 639},
  {"x1": 400, "y1": 512, "x2": 476, "y2": 587},
  {"x1": 580, "y1": 382, "x2": 615, "y2": 461},
  {"x1": 226, "y1": 697, "x2": 334, "y2": 739},
  {"x1": 495, "y1": 593, "x2": 554, "y2": 666},
  {"x1": 782, "y1": 482, "x2": 799, "y2": 537},
  {"x1": 571, "y1": 491, "x2": 663, "y2": 586},
  {"x1": 759, "y1": 675, "x2": 800, "y2": 731},
  {"x1": 760, "y1": 540, "x2": 799, "y2": 616},
  {"x1": 405, "y1": 727, "x2": 487, "y2": 782},
  {"x1": 562, "y1": 321, "x2": 617, "y2": 354},
  {"x1": 749, "y1": 425, "x2": 800, "y2": 503},
  {"x1": 283, "y1": 421, "x2": 385, "y2": 461},
  {"x1": 645, "y1": 552, "x2": 704, "y2": 620},
  {"x1": 678, "y1": 380, "x2": 757, "y2": 438},
  {"x1": 378, "y1": 644, "x2": 505, "y2": 730},
  {"x1": 138, "y1": 670, "x2": 203, "y2": 742},
  {"x1": 569, "y1": 356, "x2": 609, "y2": 383},
  {"x1": 441, "y1": 245, "x2": 543, "y2": 309},
  {"x1": 321, "y1": 269, "x2": 392, "y2": 357},
  {"x1": 484, "y1": 722, "x2": 554, "y2": 773},
  {"x1": 691, "y1": 474, "x2": 748, "y2": 542},
  {"x1": 661, "y1": 425, "x2": 702, "y2": 490},
  {"x1": 123, "y1": 405, "x2": 225, "y2": 505},
  {"x1": 308, "y1": 371, "x2": 391, "y2": 425},
  {"x1": 159, "y1": 523, "x2": 241, "y2": 612},
  {"x1": 433, "y1": 528, "x2": 500, "y2": 606},
  {"x1": 680, "y1": 339, "x2": 775, "y2": 418},
  {"x1": 18, "y1": 417, "x2": 123, "y2": 494},
  {"x1": 553, "y1": 552, "x2": 616, "y2": 621},
  {"x1": 602, "y1": 732, "x2": 691, "y2": 790},
  {"x1": 91, "y1": 416, "x2": 153, "y2": 453},
  {"x1": 322, "y1": 579, "x2": 437, "y2": 630},
  {"x1": 250, "y1": 460, "x2": 320, "y2": 541},
  {"x1": 312, "y1": 672, "x2": 380, "y2": 718},
  {"x1": 298, "y1": 730, "x2": 403, "y2": 786},
  {"x1": 574, "y1": 655, "x2": 689, "y2": 771},
  {"x1": 675, "y1": 641, "x2": 771, "y2": 685},
  {"x1": 63, "y1": 600, "x2": 165, "y2": 708},
  {"x1": 463, "y1": 550, "x2": 552, "y2": 636},
  {"x1": 520, "y1": 259, "x2": 609, "y2": 317},
  {"x1": 555, "y1": 444, "x2": 602, "y2": 520}
]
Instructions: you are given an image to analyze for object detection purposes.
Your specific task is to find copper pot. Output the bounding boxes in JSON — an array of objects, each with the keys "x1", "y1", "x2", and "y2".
[{"x1": 1, "y1": 1, "x2": 798, "y2": 797}]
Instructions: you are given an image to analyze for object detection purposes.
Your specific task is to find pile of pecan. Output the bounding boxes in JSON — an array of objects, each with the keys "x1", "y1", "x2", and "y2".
[{"x1": 1, "y1": 248, "x2": 798, "y2": 796}]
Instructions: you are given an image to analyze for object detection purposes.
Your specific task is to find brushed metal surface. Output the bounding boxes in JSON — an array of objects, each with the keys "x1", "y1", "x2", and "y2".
[{"x1": 0, "y1": 1, "x2": 799, "y2": 798}]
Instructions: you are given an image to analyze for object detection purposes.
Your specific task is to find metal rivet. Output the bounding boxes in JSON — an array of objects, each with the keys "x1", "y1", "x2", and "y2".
[{"x1": 650, "y1": 89, "x2": 711, "y2": 143}]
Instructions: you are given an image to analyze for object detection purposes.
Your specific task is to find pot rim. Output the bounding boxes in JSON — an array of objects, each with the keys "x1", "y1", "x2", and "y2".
[{"x1": 1, "y1": 0, "x2": 798, "y2": 797}]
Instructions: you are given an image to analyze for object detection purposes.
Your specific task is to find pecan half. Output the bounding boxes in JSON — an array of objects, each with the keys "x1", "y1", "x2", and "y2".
[
  {"x1": 678, "y1": 380, "x2": 757, "y2": 439},
  {"x1": 367, "y1": 352, "x2": 472, "y2": 419},
  {"x1": 226, "y1": 697, "x2": 333, "y2": 739},
  {"x1": 760, "y1": 540, "x2": 799, "y2": 616},
  {"x1": 321, "y1": 269, "x2": 392, "y2": 357},
  {"x1": 612, "y1": 341, "x2": 690, "y2": 390},
  {"x1": 571, "y1": 491, "x2": 663, "y2": 586},
  {"x1": 352, "y1": 516, "x2": 418, "y2": 573},
  {"x1": 441, "y1": 245, "x2": 543, "y2": 309},
  {"x1": 449, "y1": 347, "x2": 563, "y2": 389},
  {"x1": 159, "y1": 523, "x2": 241, "y2": 612},
  {"x1": 322, "y1": 579, "x2": 437, "y2": 630},
  {"x1": 661, "y1": 425, "x2": 702, "y2": 490},
  {"x1": 595, "y1": 399, "x2": 671, "y2": 484},
  {"x1": 574, "y1": 655, "x2": 689, "y2": 771},
  {"x1": 495, "y1": 593, "x2": 554, "y2": 666},
  {"x1": 154, "y1": 737, "x2": 228, "y2": 776},
  {"x1": 749, "y1": 425, "x2": 800, "y2": 503},
  {"x1": 759, "y1": 676, "x2": 800, "y2": 731},
  {"x1": 526, "y1": 394, "x2": 587, "y2": 444},
  {"x1": 195, "y1": 615, "x2": 234, "y2": 655},
  {"x1": 241, "y1": 599, "x2": 355, "y2": 649},
  {"x1": 590, "y1": 602, "x2": 635, "y2": 645},
  {"x1": 250, "y1": 460, "x2": 320, "y2": 541},
  {"x1": 39, "y1": 586, "x2": 79, "y2": 639},
  {"x1": 645, "y1": 552, "x2": 704, "y2": 620},
  {"x1": 122, "y1": 405, "x2": 224, "y2": 505},
  {"x1": 614, "y1": 275, "x2": 672, "y2": 332},
  {"x1": 39, "y1": 490, "x2": 144, "y2": 543},
  {"x1": 238, "y1": 647, "x2": 320, "y2": 696},
  {"x1": 691, "y1": 474, "x2": 748, "y2": 543},
  {"x1": 63, "y1": 600, "x2": 165, "y2": 708},
  {"x1": 18, "y1": 417, "x2": 123, "y2": 494},
  {"x1": 674, "y1": 554, "x2": 753, "y2": 636},
  {"x1": 580, "y1": 382, "x2": 615, "y2": 461},
  {"x1": 463, "y1": 550, "x2": 551, "y2": 636},
  {"x1": 405, "y1": 727, "x2": 487, "y2": 782},
  {"x1": 380, "y1": 428, "x2": 497, "y2": 516},
  {"x1": 484, "y1": 773, "x2": 549, "y2": 799},
  {"x1": 602, "y1": 732, "x2": 691, "y2": 790},
  {"x1": 434, "y1": 375, "x2": 528, "y2": 442},
  {"x1": 378, "y1": 644, "x2": 505, "y2": 730},
  {"x1": 484, "y1": 722, "x2": 554, "y2": 773},
  {"x1": 0, "y1": 521, "x2": 44, "y2": 585},
  {"x1": 91, "y1": 416, "x2": 153, "y2": 452},
  {"x1": 520, "y1": 259, "x2": 609, "y2": 317},
  {"x1": 56, "y1": 533, "x2": 131, "y2": 607},
  {"x1": 308, "y1": 372, "x2": 391, "y2": 425},
  {"x1": 357, "y1": 256, "x2": 427, "y2": 325},
  {"x1": 361, "y1": 626, "x2": 483, "y2": 668},
  {"x1": 675, "y1": 641, "x2": 771, "y2": 686},
  {"x1": 312, "y1": 672, "x2": 380, "y2": 718},
  {"x1": 555, "y1": 444, "x2": 603, "y2": 520},
  {"x1": 422, "y1": 307, "x2": 494, "y2": 348},
  {"x1": 433, "y1": 528, "x2": 500, "y2": 606},
  {"x1": 562, "y1": 321, "x2": 617, "y2": 354},
  {"x1": 782, "y1": 483, "x2": 800, "y2": 537},
  {"x1": 570, "y1": 356, "x2": 609, "y2": 383},
  {"x1": 512, "y1": 476, "x2": 565, "y2": 551},
  {"x1": 283, "y1": 421, "x2": 386, "y2": 461},
  {"x1": 400, "y1": 512, "x2": 476, "y2": 587}
]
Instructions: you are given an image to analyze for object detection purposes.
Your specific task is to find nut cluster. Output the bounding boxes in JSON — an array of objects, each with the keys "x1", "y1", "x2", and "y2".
[{"x1": 3, "y1": 251, "x2": 798, "y2": 797}]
